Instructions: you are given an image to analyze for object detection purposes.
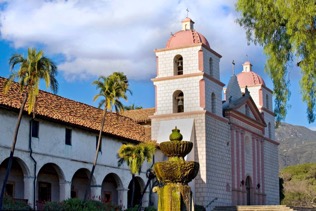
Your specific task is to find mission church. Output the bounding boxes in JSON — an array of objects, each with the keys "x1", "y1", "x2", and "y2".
[{"x1": 0, "y1": 17, "x2": 279, "y2": 210}]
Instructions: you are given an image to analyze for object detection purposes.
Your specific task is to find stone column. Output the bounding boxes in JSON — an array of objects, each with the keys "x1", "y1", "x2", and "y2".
[
  {"x1": 90, "y1": 185, "x2": 102, "y2": 201},
  {"x1": 24, "y1": 176, "x2": 35, "y2": 208},
  {"x1": 117, "y1": 188, "x2": 128, "y2": 210},
  {"x1": 240, "y1": 130, "x2": 246, "y2": 205},
  {"x1": 235, "y1": 129, "x2": 241, "y2": 204},
  {"x1": 59, "y1": 180, "x2": 71, "y2": 201},
  {"x1": 230, "y1": 125, "x2": 237, "y2": 205}
]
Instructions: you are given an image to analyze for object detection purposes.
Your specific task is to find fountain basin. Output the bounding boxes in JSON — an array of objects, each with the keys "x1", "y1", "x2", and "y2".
[
  {"x1": 159, "y1": 141, "x2": 193, "y2": 159},
  {"x1": 154, "y1": 161, "x2": 199, "y2": 184}
]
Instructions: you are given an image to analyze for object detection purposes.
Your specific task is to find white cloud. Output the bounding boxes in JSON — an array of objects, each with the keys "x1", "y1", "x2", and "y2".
[{"x1": 0, "y1": 0, "x2": 264, "y2": 81}]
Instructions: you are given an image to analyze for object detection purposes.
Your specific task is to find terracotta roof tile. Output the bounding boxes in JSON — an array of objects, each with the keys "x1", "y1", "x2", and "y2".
[
  {"x1": 0, "y1": 77, "x2": 152, "y2": 143},
  {"x1": 121, "y1": 108, "x2": 155, "y2": 123}
]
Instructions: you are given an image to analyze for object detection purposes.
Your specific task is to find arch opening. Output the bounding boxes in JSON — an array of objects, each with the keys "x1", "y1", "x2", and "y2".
[
  {"x1": 127, "y1": 176, "x2": 144, "y2": 208},
  {"x1": 0, "y1": 157, "x2": 28, "y2": 199},
  {"x1": 173, "y1": 91, "x2": 184, "y2": 113},
  {"x1": 245, "y1": 176, "x2": 252, "y2": 205},
  {"x1": 71, "y1": 168, "x2": 94, "y2": 200},
  {"x1": 174, "y1": 55, "x2": 183, "y2": 75},
  {"x1": 101, "y1": 173, "x2": 123, "y2": 205},
  {"x1": 37, "y1": 163, "x2": 65, "y2": 203}
]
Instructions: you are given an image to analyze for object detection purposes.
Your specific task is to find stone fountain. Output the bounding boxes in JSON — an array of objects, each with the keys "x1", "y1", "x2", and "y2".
[{"x1": 153, "y1": 127, "x2": 199, "y2": 211}]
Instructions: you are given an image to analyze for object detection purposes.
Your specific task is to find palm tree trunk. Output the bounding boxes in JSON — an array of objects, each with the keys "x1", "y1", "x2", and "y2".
[
  {"x1": 0, "y1": 93, "x2": 28, "y2": 209},
  {"x1": 131, "y1": 174, "x2": 135, "y2": 208},
  {"x1": 84, "y1": 110, "x2": 107, "y2": 201}
]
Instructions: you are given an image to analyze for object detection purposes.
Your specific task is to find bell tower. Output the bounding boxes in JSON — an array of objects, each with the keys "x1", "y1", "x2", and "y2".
[
  {"x1": 151, "y1": 17, "x2": 224, "y2": 117},
  {"x1": 150, "y1": 18, "x2": 231, "y2": 206},
  {"x1": 237, "y1": 61, "x2": 275, "y2": 140}
]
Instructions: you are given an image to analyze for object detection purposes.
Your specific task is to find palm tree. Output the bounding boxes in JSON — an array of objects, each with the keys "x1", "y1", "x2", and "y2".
[
  {"x1": 0, "y1": 48, "x2": 58, "y2": 209},
  {"x1": 84, "y1": 72, "x2": 131, "y2": 200},
  {"x1": 123, "y1": 104, "x2": 143, "y2": 110},
  {"x1": 117, "y1": 143, "x2": 156, "y2": 208}
]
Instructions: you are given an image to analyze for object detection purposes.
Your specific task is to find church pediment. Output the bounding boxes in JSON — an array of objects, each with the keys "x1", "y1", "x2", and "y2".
[{"x1": 223, "y1": 89, "x2": 266, "y2": 127}]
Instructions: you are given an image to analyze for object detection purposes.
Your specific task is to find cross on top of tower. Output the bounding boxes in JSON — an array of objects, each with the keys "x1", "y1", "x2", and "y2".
[
  {"x1": 232, "y1": 60, "x2": 235, "y2": 75},
  {"x1": 186, "y1": 8, "x2": 189, "y2": 17}
]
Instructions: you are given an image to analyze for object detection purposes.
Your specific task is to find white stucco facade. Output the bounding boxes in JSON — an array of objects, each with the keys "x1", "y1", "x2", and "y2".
[{"x1": 0, "y1": 108, "x2": 151, "y2": 209}]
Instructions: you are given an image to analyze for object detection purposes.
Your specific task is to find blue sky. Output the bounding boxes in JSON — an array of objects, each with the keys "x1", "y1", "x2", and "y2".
[{"x1": 0, "y1": 0, "x2": 314, "y2": 130}]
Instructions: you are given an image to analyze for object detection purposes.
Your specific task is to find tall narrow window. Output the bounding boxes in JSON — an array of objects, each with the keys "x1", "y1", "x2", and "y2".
[
  {"x1": 32, "y1": 120, "x2": 39, "y2": 138},
  {"x1": 209, "y1": 57, "x2": 213, "y2": 77},
  {"x1": 96, "y1": 136, "x2": 102, "y2": 152},
  {"x1": 211, "y1": 93, "x2": 216, "y2": 113},
  {"x1": 173, "y1": 91, "x2": 184, "y2": 113},
  {"x1": 268, "y1": 122, "x2": 272, "y2": 139},
  {"x1": 174, "y1": 55, "x2": 183, "y2": 75},
  {"x1": 65, "y1": 128, "x2": 72, "y2": 145},
  {"x1": 266, "y1": 94, "x2": 269, "y2": 110}
]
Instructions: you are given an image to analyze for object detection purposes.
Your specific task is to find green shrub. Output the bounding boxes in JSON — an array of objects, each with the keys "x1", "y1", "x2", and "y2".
[
  {"x1": 2, "y1": 196, "x2": 31, "y2": 211},
  {"x1": 43, "y1": 201, "x2": 64, "y2": 211},
  {"x1": 125, "y1": 205, "x2": 157, "y2": 211},
  {"x1": 145, "y1": 206, "x2": 157, "y2": 211},
  {"x1": 83, "y1": 200, "x2": 104, "y2": 211},
  {"x1": 62, "y1": 198, "x2": 121, "y2": 211},
  {"x1": 125, "y1": 205, "x2": 140, "y2": 211},
  {"x1": 63, "y1": 198, "x2": 84, "y2": 211}
]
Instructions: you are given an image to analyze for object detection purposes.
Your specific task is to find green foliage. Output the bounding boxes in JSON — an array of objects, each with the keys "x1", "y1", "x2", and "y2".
[
  {"x1": 123, "y1": 104, "x2": 143, "y2": 110},
  {"x1": 118, "y1": 143, "x2": 156, "y2": 175},
  {"x1": 144, "y1": 206, "x2": 157, "y2": 211},
  {"x1": 281, "y1": 163, "x2": 316, "y2": 181},
  {"x1": 89, "y1": 72, "x2": 131, "y2": 200},
  {"x1": 62, "y1": 198, "x2": 121, "y2": 211},
  {"x1": 280, "y1": 163, "x2": 316, "y2": 207},
  {"x1": 93, "y1": 72, "x2": 131, "y2": 112},
  {"x1": 4, "y1": 48, "x2": 58, "y2": 115},
  {"x1": 62, "y1": 198, "x2": 84, "y2": 211},
  {"x1": 41, "y1": 198, "x2": 122, "y2": 211},
  {"x1": 43, "y1": 201, "x2": 64, "y2": 211},
  {"x1": 2, "y1": 196, "x2": 31, "y2": 210},
  {"x1": 124, "y1": 205, "x2": 156, "y2": 211},
  {"x1": 236, "y1": 0, "x2": 316, "y2": 123}
]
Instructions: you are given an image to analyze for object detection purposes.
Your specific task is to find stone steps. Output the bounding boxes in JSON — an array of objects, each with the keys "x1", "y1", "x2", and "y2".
[{"x1": 213, "y1": 205, "x2": 295, "y2": 211}]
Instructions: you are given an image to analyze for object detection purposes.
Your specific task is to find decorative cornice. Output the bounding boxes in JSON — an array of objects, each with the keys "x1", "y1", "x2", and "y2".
[
  {"x1": 155, "y1": 43, "x2": 222, "y2": 58},
  {"x1": 152, "y1": 72, "x2": 225, "y2": 87}
]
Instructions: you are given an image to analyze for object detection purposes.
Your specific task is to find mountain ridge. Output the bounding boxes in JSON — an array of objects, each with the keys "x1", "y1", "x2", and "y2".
[{"x1": 276, "y1": 122, "x2": 316, "y2": 169}]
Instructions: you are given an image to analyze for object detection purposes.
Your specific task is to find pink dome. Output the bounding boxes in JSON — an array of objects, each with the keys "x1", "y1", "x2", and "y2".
[
  {"x1": 166, "y1": 18, "x2": 210, "y2": 49},
  {"x1": 237, "y1": 61, "x2": 265, "y2": 87},
  {"x1": 166, "y1": 30, "x2": 210, "y2": 49}
]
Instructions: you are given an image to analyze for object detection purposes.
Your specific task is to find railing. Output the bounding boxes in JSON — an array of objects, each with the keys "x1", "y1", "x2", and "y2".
[{"x1": 205, "y1": 197, "x2": 218, "y2": 208}]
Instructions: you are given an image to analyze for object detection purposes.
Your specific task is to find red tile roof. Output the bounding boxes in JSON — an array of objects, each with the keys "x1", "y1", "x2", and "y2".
[
  {"x1": 121, "y1": 108, "x2": 155, "y2": 124},
  {"x1": 0, "y1": 77, "x2": 152, "y2": 143}
]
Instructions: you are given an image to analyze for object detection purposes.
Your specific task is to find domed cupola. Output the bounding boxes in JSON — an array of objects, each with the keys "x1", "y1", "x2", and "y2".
[
  {"x1": 166, "y1": 18, "x2": 210, "y2": 49},
  {"x1": 237, "y1": 61, "x2": 265, "y2": 87}
]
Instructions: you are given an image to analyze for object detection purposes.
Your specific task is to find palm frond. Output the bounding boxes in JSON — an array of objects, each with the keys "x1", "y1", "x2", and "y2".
[
  {"x1": 117, "y1": 143, "x2": 156, "y2": 175},
  {"x1": 6, "y1": 48, "x2": 58, "y2": 115}
]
